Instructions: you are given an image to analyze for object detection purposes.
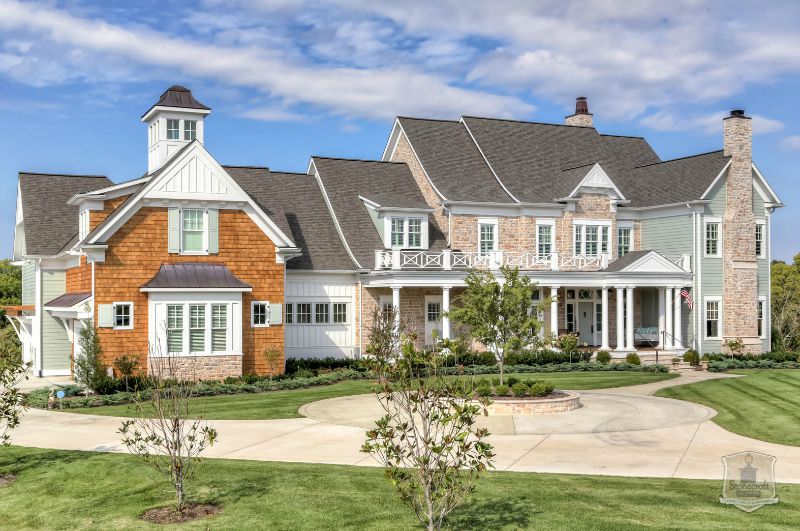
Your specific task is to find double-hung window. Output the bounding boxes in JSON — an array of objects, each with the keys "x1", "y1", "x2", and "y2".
[
  {"x1": 182, "y1": 209, "x2": 205, "y2": 253},
  {"x1": 391, "y1": 218, "x2": 405, "y2": 247},
  {"x1": 167, "y1": 119, "x2": 180, "y2": 140},
  {"x1": 427, "y1": 302, "x2": 441, "y2": 322},
  {"x1": 184, "y1": 120, "x2": 196, "y2": 141},
  {"x1": 407, "y1": 218, "x2": 422, "y2": 248},
  {"x1": 478, "y1": 218, "x2": 498, "y2": 257},
  {"x1": 189, "y1": 304, "x2": 206, "y2": 353},
  {"x1": 285, "y1": 303, "x2": 294, "y2": 324},
  {"x1": 755, "y1": 222, "x2": 765, "y2": 258},
  {"x1": 757, "y1": 298, "x2": 765, "y2": 339},
  {"x1": 705, "y1": 298, "x2": 721, "y2": 339},
  {"x1": 167, "y1": 304, "x2": 184, "y2": 353},
  {"x1": 211, "y1": 304, "x2": 227, "y2": 352},
  {"x1": 536, "y1": 222, "x2": 553, "y2": 257},
  {"x1": 573, "y1": 221, "x2": 610, "y2": 257},
  {"x1": 113, "y1": 302, "x2": 133, "y2": 330},
  {"x1": 389, "y1": 216, "x2": 425, "y2": 249},
  {"x1": 617, "y1": 226, "x2": 632, "y2": 257},
  {"x1": 705, "y1": 219, "x2": 721, "y2": 257}
]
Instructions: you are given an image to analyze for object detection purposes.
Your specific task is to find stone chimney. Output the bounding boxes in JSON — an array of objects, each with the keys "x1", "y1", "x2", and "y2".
[
  {"x1": 565, "y1": 97, "x2": 593, "y2": 127},
  {"x1": 721, "y1": 109, "x2": 760, "y2": 352}
]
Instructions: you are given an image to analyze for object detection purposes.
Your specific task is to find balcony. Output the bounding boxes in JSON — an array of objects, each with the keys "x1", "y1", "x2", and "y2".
[{"x1": 373, "y1": 250, "x2": 691, "y2": 273}]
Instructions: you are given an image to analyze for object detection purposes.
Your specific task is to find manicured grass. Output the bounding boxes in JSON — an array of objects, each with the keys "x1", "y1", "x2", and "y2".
[
  {"x1": 0, "y1": 445, "x2": 797, "y2": 530},
  {"x1": 656, "y1": 369, "x2": 800, "y2": 446},
  {"x1": 64, "y1": 371, "x2": 676, "y2": 420}
]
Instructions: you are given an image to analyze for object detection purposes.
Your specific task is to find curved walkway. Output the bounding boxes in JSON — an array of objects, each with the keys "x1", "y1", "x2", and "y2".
[{"x1": 14, "y1": 372, "x2": 800, "y2": 483}]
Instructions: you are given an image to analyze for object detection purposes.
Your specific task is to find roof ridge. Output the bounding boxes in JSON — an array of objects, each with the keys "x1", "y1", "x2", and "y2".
[
  {"x1": 634, "y1": 149, "x2": 726, "y2": 169},
  {"x1": 397, "y1": 116, "x2": 461, "y2": 124},
  {"x1": 561, "y1": 161, "x2": 597, "y2": 172},
  {"x1": 461, "y1": 115, "x2": 598, "y2": 130},
  {"x1": 600, "y1": 133, "x2": 647, "y2": 140},
  {"x1": 20, "y1": 171, "x2": 108, "y2": 178},
  {"x1": 312, "y1": 155, "x2": 406, "y2": 164},
  {"x1": 222, "y1": 164, "x2": 270, "y2": 170}
]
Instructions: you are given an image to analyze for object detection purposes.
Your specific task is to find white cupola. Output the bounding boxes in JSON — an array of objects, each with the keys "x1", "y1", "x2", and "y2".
[{"x1": 142, "y1": 85, "x2": 211, "y2": 174}]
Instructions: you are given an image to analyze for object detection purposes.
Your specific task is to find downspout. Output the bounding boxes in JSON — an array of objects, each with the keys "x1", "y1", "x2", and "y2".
[
  {"x1": 358, "y1": 279, "x2": 363, "y2": 357},
  {"x1": 695, "y1": 209, "x2": 703, "y2": 356}
]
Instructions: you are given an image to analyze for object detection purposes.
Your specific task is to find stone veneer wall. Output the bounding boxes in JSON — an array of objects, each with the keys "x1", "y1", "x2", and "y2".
[
  {"x1": 148, "y1": 355, "x2": 242, "y2": 381},
  {"x1": 721, "y1": 114, "x2": 760, "y2": 352}
]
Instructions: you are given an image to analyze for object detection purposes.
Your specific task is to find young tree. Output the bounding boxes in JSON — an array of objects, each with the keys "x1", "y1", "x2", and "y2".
[
  {"x1": 0, "y1": 345, "x2": 29, "y2": 447},
  {"x1": 263, "y1": 349, "x2": 283, "y2": 382},
  {"x1": 362, "y1": 339, "x2": 494, "y2": 531},
  {"x1": 74, "y1": 321, "x2": 105, "y2": 392},
  {"x1": 119, "y1": 343, "x2": 218, "y2": 512},
  {"x1": 771, "y1": 255, "x2": 800, "y2": 352},
  {"x1": 0, "y1": 259, "x2": 22, "y2": 307},
  {"x1": 362, "y1": 307, "x2": 403, "y2": 376},
  {"x1": 447, "y1": 266, "x2": 546, "y2": 384}
]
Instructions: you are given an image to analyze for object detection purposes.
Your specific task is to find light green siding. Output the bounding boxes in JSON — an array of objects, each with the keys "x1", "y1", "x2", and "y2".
[
  {"x1": 21, "y1": 260, "x2": 35, "y2": 306},
  {"x1": 754, "y1": 184, "x2": 770, "y2": 351},
  {"x1": 41, "y1": 270, "x2": 71, "y2": 372},
  {"x1": 700, "y1": 178, "x2": 725, "y2": 353}
]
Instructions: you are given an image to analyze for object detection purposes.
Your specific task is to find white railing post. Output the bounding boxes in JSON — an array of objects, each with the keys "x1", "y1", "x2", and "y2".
[
  {"x1": 551, "y1": 251, "x2": 559, "y2": 271},
  {"x1": 601, "y1": 254, "x2": 609, "y2": 269},
  {"x1": 391, "y1": 250, "x2": 401, "y2": 270},
  {"x1": 375, "y1": 250, "x2": 383, "y2": 270},
  {"x1": 443, "y1": 249, "x2": 451, "y2": 271}
]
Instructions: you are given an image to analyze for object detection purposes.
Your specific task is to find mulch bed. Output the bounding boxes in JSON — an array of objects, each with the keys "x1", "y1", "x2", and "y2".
[
  {"x1": 0, "y1": 474, "x2": 17, "y2": 487},
  {"x1": 488, "y1": 391, "x2": 569, "y2": 401},
  {"x1": 140, "y1": 503, "x2": 220, "y2": 524}
]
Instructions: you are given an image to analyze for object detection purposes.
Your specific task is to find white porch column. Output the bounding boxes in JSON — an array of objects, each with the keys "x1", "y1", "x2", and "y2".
[
  {"x1": 550, "y1": 286, "x2": 559, "y2": 338},
  {"x1": 657, "y1": 287, "x2": 666, "y2": 348},
  {"x1": 441, "y1": 286, "x2": 451, "y2": 340},
  {"x1": 392, "y1": 286, "x2": 401, "y2": 332},
  {"x1": 601, "y1": 287, "x2": 610, "y2": 350},
  {"x1": 616, "y1": 287, "x2": 625, "y2": 350},
  {"x1": 625, "y1": 287, "x2": 635, "y2": 350},
  {"x1": 664, "y1": 287, "x2": 673, "y2": 349},
  {"x1": 673, "y1": 285, "x2": 682, "y2": 348}
]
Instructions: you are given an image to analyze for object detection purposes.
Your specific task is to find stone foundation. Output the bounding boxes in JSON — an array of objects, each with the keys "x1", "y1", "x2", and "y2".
[
  {"x1": 147, "y1": 355, "x2": 242, "y2": 381},
  {"x1": 482, "y1": 391, "x2": 581, "y2": 415}
]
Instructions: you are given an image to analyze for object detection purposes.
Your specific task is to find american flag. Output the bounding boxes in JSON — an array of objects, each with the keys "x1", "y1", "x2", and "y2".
[{"x1": 680, "y1": 288, "x2": 693, "y2": 310}]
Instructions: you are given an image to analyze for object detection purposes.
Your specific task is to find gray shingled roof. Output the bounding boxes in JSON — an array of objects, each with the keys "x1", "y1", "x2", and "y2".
[
  {"x1": 19, "y1": 172, "x2": 113, "y2": 256},
  {"x1": 396, "y1": 118, "x2": 514, "y2": 203},
  {"x1": 44, "y1": 292, "x2": 91, "y2": 308},
  {"x1": 142, "y1": 85, "x2": 210, "y2": 118},
  {"x1": 142, "y1": 263, "x2": 251, "y2": 290},
  {"x1": 603, "y1": 250, "x2": 653, "y2": 272},
  {"x1": 312, "y1": 157, "x2": 447, "y2": 268},
  {"x1": 222, "y1": 166, "x2": 294, "y2": 244},
  {"x1": 626, "y1": 151, "x2": 730, "y2": 207},
  {"x1": 460, "y1": 117, "x2": 661, "y2": 204}
]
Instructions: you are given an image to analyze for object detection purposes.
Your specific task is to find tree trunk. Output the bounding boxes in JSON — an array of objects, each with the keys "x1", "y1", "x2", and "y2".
[{"x1": 498, "y1": 351, "x2": 505, "y2": 385}]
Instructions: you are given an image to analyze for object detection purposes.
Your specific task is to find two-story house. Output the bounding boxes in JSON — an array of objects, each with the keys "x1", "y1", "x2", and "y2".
[{"x1": 7, "y1": 88, "x2": 783, "y2": 379}]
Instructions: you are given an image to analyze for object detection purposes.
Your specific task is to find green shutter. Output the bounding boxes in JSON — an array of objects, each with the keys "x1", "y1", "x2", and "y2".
[
  {"x1": 168, "y1": 208, "x2": 180, "y2": 253},
  {"x1": 208, "y1": 209, "x2": 219, "y2": 254}
]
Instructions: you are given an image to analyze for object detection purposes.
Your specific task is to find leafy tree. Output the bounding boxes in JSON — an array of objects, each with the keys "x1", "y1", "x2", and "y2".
[
  {"x1": 119, "y1": 343, "x2": 218, "y2": 512},
  {"x1": 363, "y1": 307, "x2": 403, "y2": 378},
  {"x1": 772, "y1": 254, "x2": 800, "y2": 352},
  {"x1": 74, "y1": 322, "x2": 106, "y2": 392},
  {"x1": 0, "y1": 259, "x2": 21, "y2": 308},
  {"x1": 447, "y1": 266, "x2": 546, "y2": 384},
  {"x1": 362, "y1": 339, "x2": 494, "y2": 531},
  {"x1": 0, "y1": 334, "x2": 29, "y2": 447},
  {"x1": 0, "y1": 327, "x2": 22, "y2": 364}
]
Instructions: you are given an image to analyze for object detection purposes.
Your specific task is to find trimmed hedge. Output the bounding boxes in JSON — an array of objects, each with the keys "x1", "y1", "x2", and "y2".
[
  {"x1": 284, "y1": 357, "x2": 365, "y2": 376},
  {"x1": 440, "y1": 349, "x2": 593, "y2": 367},
  {"x1": 703, "y1": 351, "x2": 799, "y2": 363},
  {"x1": 708, "y1": 359, "x2": 800, "y2": 372},
  {"x1": 439, "y1": 362, "x2": 669, "y2": 375},
  {"x1": 26, "y1": 369, "x2": 369, "y2": 410}
]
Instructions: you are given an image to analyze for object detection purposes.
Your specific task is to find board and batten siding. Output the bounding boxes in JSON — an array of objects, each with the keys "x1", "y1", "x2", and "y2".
[
  {"x1": 41, "y1": 270, "x2": 71, "y2": 372},
  {"x1": 285, "y1": 274, "x2": 357, "y2": 359},
  {"x1": 21, "y1": 260, "x2": 35, "y2": 305},
  {"x1": 640, "y1": 214, "x2": 695, "y2": 347}
]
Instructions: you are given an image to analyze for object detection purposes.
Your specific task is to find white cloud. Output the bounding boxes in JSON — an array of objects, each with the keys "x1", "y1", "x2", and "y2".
[
  {"x1": 782, "y1": 135, "x2": 800, "y2": 150},
  {"x1": 640, "y1": 110, "x2": 783, "y2": 136}
]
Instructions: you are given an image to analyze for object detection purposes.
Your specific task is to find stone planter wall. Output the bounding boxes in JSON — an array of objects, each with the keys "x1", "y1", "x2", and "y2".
[{"x1": 482, "y1": 391, "x2": 581, "y2": 415}]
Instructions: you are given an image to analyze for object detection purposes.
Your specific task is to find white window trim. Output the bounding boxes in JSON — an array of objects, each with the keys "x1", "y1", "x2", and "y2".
[
  {"x1": 477, "y1": 217, "x2": 499, "y2": 255},
  {"x1": 285, "y1": 303, "x2": 294, "y2": 325},
  {"x1": 572, "y1": 219, "x2": 611, "y2": 257},
  {"x1": 617, "y1": 224, "x2": 633, "y2": 257},
  {"x1": 704, "y1": 296, "x2": 722, "y2": 340},
  {"x1": 535, "y1": 219, "x2": 555, "y2": 258},
  {"x1": 385, "y1": 215, "x2": 428, "y2": 250},
  {"x1": 287, "y1": 301, "x2": 350, "y2": 326},
  {"x1": 251, "y1": 300, "x2": 270, "y2": 328},
  {"x1": 180, "y1": 208, "x2": 210, "y2": 256},
  {"x1": 151, "y1": 299, "x2": 238, "y2": 357},
  {"x1": 332, "y1": 302, "x2": 349, "y2": 324},
  {"x1": 704, "y1": 217, "x2": 722, "y2": 258},
  {"x1": 755, "y1": 219, "x2": 766, "y2": 259},
  {"x1": 757, "y1": 295, "x2": 767, "y2": 339},
  {"x1": 314, "y1": 302, "x2": 331, "y2": 325},
  {"x1": 112, "y1": 301, "x2": 134, "y2": 330}
]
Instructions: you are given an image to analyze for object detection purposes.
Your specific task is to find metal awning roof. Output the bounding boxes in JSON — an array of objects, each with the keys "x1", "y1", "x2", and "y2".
[{"x1": 141, "y1": 263, "x2": 252, "y2": 291}]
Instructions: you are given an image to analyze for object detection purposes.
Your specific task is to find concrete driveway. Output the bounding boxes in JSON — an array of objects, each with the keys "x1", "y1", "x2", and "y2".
[{"x1": 14, "y1": 372, "x2": 800, "y2": 483}]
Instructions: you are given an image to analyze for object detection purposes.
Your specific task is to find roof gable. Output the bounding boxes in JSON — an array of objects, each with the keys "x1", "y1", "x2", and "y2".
[
  {"x1": 604, "y1": 250, "x2": 687, "y2": 273},
  {"x1": 565, "y1": 163, "x2": 626, "y2": 200}
]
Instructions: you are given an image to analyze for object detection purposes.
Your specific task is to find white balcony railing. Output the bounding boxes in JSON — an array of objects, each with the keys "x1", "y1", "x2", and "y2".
[{"x1": 374, "y1": 250, "x2": 691, "y2": 273}]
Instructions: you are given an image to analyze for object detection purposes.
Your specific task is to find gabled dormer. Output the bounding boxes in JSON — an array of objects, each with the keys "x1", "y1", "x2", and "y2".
[
  {"x1": 142, "y1": 86, "x2": 211, "y2": 174},
  {"x1": 359, "y1": 195, "x2": 432, "y2": 250}
]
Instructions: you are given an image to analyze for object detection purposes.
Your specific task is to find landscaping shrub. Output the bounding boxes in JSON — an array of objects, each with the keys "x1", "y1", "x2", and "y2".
[
  {"x1": 284, "y1": 357, "x2": 363, "y2": 376},
  {"x1": 440, "y1": 351, "x2": 497, "y2": 367},
  {"x1": 708, "y1": 359, "x2": 800, "y2": 372},
  {"x1": 528, "y1": 381, "x2": 555, "y2": 397},
  {"x1": 495, "y1": 384, "x2": 510, "y2": 397},
  {"x1": 595, "y1": 350, "x2": 611, "y2": 364},
  {"x1": 505, "y1": 349, "x2": 591, "y2": 366},
  {"x1": 439, "y1": 362, "x2": 668, "y2": 376},
  {"x1": 511, "y1": 382, "x2": 529, "y2": 397},
  {"x1": 506, "y1": 376, "x2": 520, "y2": 386},
  {"x1": 475, "y1": 385, "x2": 492, "y2": 398},
  {"x1": 625, "y1": 353, "x2": 641, "y2": 366},
  {"x1": 683, "y1": 350, "x2": 700, "y2": 366}
]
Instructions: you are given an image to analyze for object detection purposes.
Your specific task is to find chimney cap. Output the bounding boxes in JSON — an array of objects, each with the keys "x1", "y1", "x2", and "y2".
[
  {"x1": 730, "y1": 109, "x2": 747, "y2": 118},
  {"x1": 574, "y1": 96, "x2": 590, "y2": 115}
]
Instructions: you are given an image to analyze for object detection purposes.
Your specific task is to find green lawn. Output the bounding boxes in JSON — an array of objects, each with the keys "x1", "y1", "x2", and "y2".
[
  {"x1": 656, "y1": 369, "x2": 800, "y2": 446},
  {"x1": 0, "y1": 446, "x2": 796, "y2": 530},
  {"x1": 64, "y1": 371, "x2": 676, "y2": 420}
]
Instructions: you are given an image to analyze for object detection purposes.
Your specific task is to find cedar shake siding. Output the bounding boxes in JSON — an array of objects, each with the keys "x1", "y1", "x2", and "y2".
[{"x1": 93, "y1": 208, "x2": 284, "y2": 375}]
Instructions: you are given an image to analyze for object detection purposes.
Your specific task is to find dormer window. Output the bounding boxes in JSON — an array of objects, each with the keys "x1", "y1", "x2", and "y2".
[
  {"x1": 167, "y1": 119, "x2": 180, "y2": 140},
  {"x1": 184, "y1": 120, "x2": 196, "y2": 141},
  {"x1": 389, "y1": 216, "x2": 424, "y2": 249}
]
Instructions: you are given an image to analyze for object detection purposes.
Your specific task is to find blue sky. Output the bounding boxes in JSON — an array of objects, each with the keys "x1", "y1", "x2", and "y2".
[{"x1": 0, "y1": 0, "x2": 798, "y2": 261}]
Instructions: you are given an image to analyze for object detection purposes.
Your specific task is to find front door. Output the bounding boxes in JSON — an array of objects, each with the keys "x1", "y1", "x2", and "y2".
[
  {"x1": 424, "y1": 296, "x2": 443, "y2": 346},
  {"x1": 577, "y1": 302, "x2": 594, "y2": 345}
]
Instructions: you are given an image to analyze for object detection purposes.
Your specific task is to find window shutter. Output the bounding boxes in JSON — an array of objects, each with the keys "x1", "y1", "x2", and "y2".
[
  {"x1": 98, "y1": 304, "x2": 114, "y2": 328},
  {"x1": 269, "y1": 303, "x2": 282, "y2": 326},
  {"x1": 168, "y1": 208, "x2": 180, "y2": 253},
  {"x1": 208, "y1": 209, "x2": 219, "y2": 254}
]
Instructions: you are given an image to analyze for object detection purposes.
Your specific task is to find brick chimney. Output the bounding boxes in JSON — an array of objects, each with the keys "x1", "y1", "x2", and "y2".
[
  {"x1": 565, "y1": 97, "x2": 593, "y2": 127},
  {"x1": 721, "y1": 109, "x2": 760, "y2": 352}
]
